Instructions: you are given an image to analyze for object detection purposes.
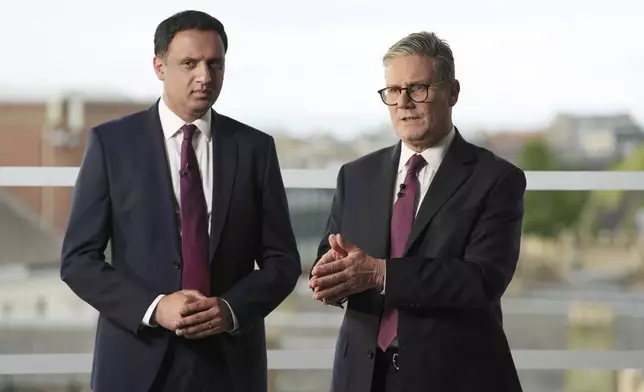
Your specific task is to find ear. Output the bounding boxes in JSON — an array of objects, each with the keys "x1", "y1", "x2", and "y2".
[
  {"x1": 153, "y1": 56, "x2": 165, "y2": 81},
  {"x1": 448, "y1": 79, "x2": 460, "y2": 106}
]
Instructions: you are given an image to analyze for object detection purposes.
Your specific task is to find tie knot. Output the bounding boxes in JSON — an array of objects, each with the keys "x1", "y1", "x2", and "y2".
[
  {"x1": 407, "y1": 154, "x2": 426, "y2": 174},
  {"x1": 182, "y1": 124, "x2": 198, "y2": 141}
]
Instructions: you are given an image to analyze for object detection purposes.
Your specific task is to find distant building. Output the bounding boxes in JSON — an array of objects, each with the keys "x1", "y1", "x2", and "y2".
[
  {"x1": 0, "y1": 94, "x2": 152, "y2": 360},
  {"x1": 480, "y1": 130, "x2": 545, "y2": 164},
  {"x1": 544, "y1": 113, "x2": 644, "y2": 169},
  {"x1": 0, "y1": 94, "x2": 152, "y2": 268}
]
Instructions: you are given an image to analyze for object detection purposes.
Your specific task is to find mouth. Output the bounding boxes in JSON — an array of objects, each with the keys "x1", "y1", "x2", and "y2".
[
  {"x1": 401, "y1": 115, "x2": 421, "y2": 122},
  {"x1": 192, "y1": 90, "x2": 212, "y2": 98}
]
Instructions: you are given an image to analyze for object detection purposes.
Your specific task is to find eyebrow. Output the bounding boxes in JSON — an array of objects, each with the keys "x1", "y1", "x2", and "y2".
[
  {"x1": 386, "y1": 80, "x2": 432, "y2": 88},
  {"x1": 180, "y1": 56, "x2": 224, "y2": 63}
]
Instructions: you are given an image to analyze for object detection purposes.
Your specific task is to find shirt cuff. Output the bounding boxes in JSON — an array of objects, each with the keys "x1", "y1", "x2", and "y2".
[
  {"x1": 142, "y1": 294, "x2": 165, "y2": 327},
  {"x1": 220, "y1": 298, "x2": 239, "y2": 332}
]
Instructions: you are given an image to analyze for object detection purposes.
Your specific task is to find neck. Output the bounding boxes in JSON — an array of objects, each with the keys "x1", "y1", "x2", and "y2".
[
  {"x1": 162, "y1": 94, "x2": 207, "y2": 123},
  {"x1": 406, "y1": 124, "x2": 453, "y2": 153}
]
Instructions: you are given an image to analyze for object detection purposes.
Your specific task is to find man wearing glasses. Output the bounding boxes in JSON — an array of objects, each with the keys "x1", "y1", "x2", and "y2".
[{"x1": 309, "y1": 32, "x2": 525, "y2": 392}]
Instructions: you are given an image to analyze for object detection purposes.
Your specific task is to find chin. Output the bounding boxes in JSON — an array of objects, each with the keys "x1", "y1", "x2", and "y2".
[
  {"x1": 190, "y1": 99, "x2": 214, "y2": 111},
  {"x1": 397, "y1": 125, "x2": 426, "y2": 140}
]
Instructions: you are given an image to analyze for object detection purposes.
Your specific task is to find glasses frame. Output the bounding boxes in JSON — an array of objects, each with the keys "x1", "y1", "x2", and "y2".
[{"x1": 377, "y1": 80, "x2": 452, "y2": 106}]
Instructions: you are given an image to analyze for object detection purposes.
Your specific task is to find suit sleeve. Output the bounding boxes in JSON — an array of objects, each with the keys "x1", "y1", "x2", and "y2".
[
  {"x1": 309, "y1": 165, "x2": 347, "y2": 308},
  {"x1": 220, "y1": 136, "x2": 301, "y2": 332},
  {"x1": 384, "y1": 166, "x2": 526, "y2": 311},
  {"x1": 60, "y1": 128, "x2": 159, "y2": 335}
]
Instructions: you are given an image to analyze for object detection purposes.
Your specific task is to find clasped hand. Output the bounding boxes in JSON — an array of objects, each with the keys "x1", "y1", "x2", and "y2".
[
  {"x1": 154, "y1": 290, "x2": 233, "y2": 339},
  {"x1": 308, "y1": 234, "x2": 385, "y2": 303}
]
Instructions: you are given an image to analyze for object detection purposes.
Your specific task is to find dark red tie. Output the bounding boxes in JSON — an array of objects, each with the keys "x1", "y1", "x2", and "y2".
[
  {"x1": 180, "y1": 124, "x2": 210, "y2": 297},
  {"x1": 377, "y1": 153, "x2": 426, "y2": 350}
]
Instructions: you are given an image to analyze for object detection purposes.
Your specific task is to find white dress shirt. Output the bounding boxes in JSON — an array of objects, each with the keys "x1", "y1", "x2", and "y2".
[
  {"x1": 141, "y1": 98, "x2": 238, "y2": 331},
  {"x1": 382, "y1": 126, "x2": 455, "y2": 293}
]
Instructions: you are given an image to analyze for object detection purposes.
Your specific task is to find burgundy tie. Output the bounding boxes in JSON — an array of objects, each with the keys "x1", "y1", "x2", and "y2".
[
  {"x1": 377, "y1": 153, "x2": 426, "y2": 351},
  {"x1": 180, "y1": 124, "x2": 210, "y2": 297}
]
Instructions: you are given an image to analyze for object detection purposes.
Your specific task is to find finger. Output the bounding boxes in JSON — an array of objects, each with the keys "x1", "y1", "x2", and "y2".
[
  {"x1": 311, "y1": 271, "x2": 347, "y2": 291},
  {"x1": 177, "y1": 318, "x2": 221, "y2": 337},
  {"x1": 175, "y1": 306, "x2": 218, "y2": 329},
  {"x1": 323, "y1": 295, "x2": 345, "y2": 304},
  {"x1": 329, "y1": 234, "x2": 348, "y2": 257},
  {"x1": 309, "y1": 251, "x2": 336, "y2": 287},
  {"x1": 311, "y1": 258, "x2": 345, "y2": 277},
  {"x1": 185, "y1": 325, "x2": 223, "y2": 339},
  {"x1": 316, "y1": 250, "x2": 335, "y2": 266},
  {"x1": 314, "y1": 283, "x2": 349, "y2": 301},
  {"x1": 180, "y1": 298, "x2": 215, "y2": 317}
]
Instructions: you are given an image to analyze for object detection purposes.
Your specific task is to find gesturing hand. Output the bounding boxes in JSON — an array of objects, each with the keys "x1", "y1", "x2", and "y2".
[
  {"x1": 309, "y1": 234, "x2": 385, "y2": 302},
  {"x1": 310, "y1": 234, "x2": 349, "y2": 305},
  {"x1": 174, "y1": 297, "x2": 234, "y2": 339}
]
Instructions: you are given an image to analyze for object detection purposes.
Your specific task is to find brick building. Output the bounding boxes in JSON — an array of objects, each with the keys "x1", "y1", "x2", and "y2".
[{"x1": 0, "y1": 95, "x2": 152, "y2": 267}]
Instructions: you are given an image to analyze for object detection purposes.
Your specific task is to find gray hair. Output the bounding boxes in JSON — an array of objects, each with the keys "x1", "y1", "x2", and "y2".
[{"x1": 383, "y1": 32, "x2": 455, "y2": 82}]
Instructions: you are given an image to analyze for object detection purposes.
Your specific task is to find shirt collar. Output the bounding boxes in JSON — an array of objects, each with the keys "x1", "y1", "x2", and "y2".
[
  {"x1": 398, "y1": 126, "x2": 455, "y2": 173},
  {"x1": 158, "y1": 97, "x2": 212, "y2": 141}
]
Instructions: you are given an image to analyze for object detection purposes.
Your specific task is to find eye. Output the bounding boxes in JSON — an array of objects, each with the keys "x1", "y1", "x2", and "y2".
[
  {"x1": 182, "y1": 60, "x2": 197, "y2": 68},
  {"x1": 209, "y1": 60, "x2": 224, "y2": 70}
]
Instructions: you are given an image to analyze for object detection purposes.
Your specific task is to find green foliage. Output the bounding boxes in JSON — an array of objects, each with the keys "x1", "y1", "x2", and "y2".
[
  {"x1": 579, "y1": 146, "x2": 644, "y2": 236},
  {"x1": 516, "y1": 139, "x2": 588, "y2": 238}
]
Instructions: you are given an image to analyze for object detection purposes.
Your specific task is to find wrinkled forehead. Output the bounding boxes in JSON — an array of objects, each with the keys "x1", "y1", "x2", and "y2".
[{"x1": 384, "y1": 55, "x2": 437, "y2": 87}]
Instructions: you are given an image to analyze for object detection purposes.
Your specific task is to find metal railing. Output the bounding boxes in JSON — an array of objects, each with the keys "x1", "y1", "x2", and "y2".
[
  {"x1": 2, "y1": 167, "x2": 644, "y2": 190},
  {"x1": 1, "y1": 166, "x2": 644, "y2": 374}
]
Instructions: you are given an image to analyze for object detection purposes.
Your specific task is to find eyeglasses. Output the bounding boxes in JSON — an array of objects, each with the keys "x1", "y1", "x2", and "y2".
[{"x1": 377, "y1": 80, "x2": 451, "y2": 106}]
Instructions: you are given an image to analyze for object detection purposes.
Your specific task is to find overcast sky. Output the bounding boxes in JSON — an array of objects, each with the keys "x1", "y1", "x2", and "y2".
[{"x1": 1, "y1": 0, "x2": 642, "y2": 137}]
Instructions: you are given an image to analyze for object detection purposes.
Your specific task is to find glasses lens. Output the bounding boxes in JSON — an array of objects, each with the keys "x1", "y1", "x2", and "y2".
[
  {"x1": 409, "y1": 85, "x2": 428, "y2": 102},
  {"x1": 380, "y1": 88, "x2": 399, "y2": 105}
]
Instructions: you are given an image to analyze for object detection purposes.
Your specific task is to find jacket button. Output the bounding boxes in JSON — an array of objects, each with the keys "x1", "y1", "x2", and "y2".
[
  {"x1": 367, "y1": 349, "x2": 374, "y2": 359},
  {"x1": 173, "y1": 261, "x2": 181, "y2": 269}
]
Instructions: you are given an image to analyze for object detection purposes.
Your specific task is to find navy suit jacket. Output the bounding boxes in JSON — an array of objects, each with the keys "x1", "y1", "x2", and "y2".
[{"x1": 61, "y1": 102, "x2": 301, "y2": 392}]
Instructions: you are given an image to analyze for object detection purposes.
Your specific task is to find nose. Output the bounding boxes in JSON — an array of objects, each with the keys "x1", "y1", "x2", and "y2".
[
  {"x1": 195, "y1": 62, "x2": 213, "y2": 85},
  {"x1": 396, "y1": 92, "x2": 413, "y2": 109}
]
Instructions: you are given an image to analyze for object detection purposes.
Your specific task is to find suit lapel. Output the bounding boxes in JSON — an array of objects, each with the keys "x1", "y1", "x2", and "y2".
[
  {"x1": 208, "y1": 112, "x2": 238, "y2": 262},
  {"x1": 404, "y1": 131, "x2": 476, "y2": 254},
  {"x1": 366, "y1": 144, "x2": 400, "y2": 259},
  {"x1": 144, "y1": 102, "x2": 181, "y2": 258}
]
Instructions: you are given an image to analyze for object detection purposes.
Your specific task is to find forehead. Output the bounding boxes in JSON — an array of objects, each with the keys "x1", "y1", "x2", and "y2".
[
  {"x1": 166, "y1": 29, "x2": 225, "y2": 59},
  {"x1": 384, "y1": 55, "x2": 436, "y2": 86}
]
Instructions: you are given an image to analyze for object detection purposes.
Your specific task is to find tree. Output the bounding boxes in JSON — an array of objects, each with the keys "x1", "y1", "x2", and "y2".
[
  {"x1": 516, "y1": 139, "x2": 588, "y2": 238},
  {"x1": 579, "y1": 146, "x2": 644, "y2": 236}
]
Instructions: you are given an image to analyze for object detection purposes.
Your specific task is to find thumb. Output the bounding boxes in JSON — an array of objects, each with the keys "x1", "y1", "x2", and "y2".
[
  {"x1": 329, "y1": 234, "x2": 348, "y2": 257},
  {"x1": 336, "y1": 234, "x2": 356, "y2": 252},
  {"x1": 180, "y1": 290, "x2": 207, "y2": 300}
]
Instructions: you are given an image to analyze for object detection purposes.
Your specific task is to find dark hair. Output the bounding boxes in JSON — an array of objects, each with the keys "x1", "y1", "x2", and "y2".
[{"x1": 154, "y1": 10, "x2": 228, "y2": 57}]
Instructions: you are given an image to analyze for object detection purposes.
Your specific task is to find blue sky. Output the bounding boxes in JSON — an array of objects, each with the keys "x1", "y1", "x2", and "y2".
[{"x1": 1, "y1": 0, "x2": 642, "y2": 137}]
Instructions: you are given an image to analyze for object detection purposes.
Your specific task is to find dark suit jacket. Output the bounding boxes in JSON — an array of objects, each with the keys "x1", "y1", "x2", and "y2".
[
  {"x1": 61, "y1": 102, "x2": 301, "y2": 392},
  {"x1": 312, "y1": 131, "x2": 525, "y2": 392}
]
